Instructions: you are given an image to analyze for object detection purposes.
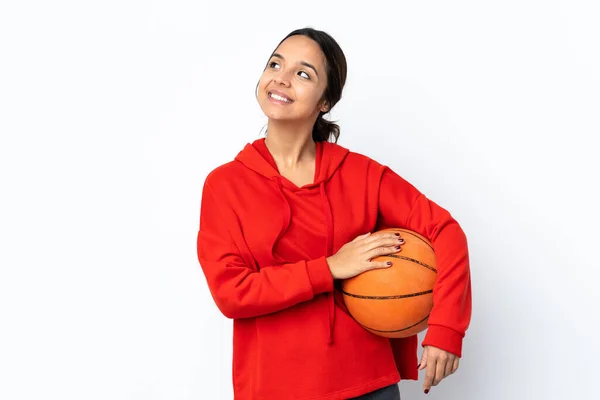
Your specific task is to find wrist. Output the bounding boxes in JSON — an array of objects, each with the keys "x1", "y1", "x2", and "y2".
[{"x1": 325, "y1": 256, "x2": 338, "y2": 279}]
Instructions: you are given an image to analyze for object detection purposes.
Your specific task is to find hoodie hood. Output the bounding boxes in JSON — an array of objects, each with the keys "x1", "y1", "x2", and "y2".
[
  {"x1": 234, "y1": 138, "x2": 350, "y2": 189},
  {"x1": 234, "y1": 138, "x2": 349, "y2": 344}
]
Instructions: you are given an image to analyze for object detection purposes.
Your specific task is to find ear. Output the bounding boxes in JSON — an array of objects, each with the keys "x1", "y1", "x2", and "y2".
[{"x1": 320, "y1": 100, "x2": 330, "y2": 113}]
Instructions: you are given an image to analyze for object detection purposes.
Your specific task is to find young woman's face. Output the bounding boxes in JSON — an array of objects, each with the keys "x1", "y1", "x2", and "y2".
[{"x1": 257, "y1": 35, "x2": 329, "y2": 124}]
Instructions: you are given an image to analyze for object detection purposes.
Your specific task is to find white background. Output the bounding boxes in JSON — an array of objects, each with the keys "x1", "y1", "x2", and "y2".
[{"x1": 1, "y1": 1, "x2": 598, "y2": 399}]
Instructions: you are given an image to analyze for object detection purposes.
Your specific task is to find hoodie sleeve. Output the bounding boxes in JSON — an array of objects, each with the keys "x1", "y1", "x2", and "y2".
[
  {"x1": 196, "y1": 181, "x2": 334, "y2": 320},
  {"x1": 377, "y1": 166, "x2": 472, "y2": 358}
]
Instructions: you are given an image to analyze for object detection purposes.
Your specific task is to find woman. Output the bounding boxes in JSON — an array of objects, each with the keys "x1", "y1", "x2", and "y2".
[{"x1": 197, "y1": 27, "x2": 471, "y2": 400}]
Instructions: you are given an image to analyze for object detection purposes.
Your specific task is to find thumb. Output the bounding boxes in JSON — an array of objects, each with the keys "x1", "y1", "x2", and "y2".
[{"x1": 418, "y1": 347, "x2": 428, "y2": 370}]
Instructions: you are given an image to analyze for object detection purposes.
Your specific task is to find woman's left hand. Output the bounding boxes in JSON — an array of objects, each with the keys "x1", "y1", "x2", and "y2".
[{"x1": 418, "y1": 345, "x2": 459, "y2": 394}]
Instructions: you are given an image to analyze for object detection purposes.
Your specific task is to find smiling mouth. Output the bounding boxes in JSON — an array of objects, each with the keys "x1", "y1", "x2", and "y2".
[{"x1": 268, "y1": 92, "x2": 293, "y2": 103}]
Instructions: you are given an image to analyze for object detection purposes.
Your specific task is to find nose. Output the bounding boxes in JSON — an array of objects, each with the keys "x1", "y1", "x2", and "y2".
[{"x1": 273, "y1": 70, "x2": 291, "y2": 87}]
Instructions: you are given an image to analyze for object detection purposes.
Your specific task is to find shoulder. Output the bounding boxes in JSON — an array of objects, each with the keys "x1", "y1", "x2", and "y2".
[
  {"x1": 202, "y1": 159, "x2": 248, "y2": 192},
  {"x1": 328, "y1": 141, "x2": 386, "y2": 172},
  {"x1": 331, "y1": 142, "x2": 416, "y2": 189},
  {"x1": 204, "y1": 160, "x2": 237, "y2": 183},
  {"x1": 347, "y1": 150, "x2": 384, "y2": 168}
]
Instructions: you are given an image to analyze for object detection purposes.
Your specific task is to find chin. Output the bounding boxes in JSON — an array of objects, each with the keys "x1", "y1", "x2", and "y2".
[
  {"x1": 265, "y1": 112, "x2": 294, "y2": 121},
  {"x1": 259, "y1": 103, "x2": 292, "y2": 121},
  {"x1": 258, "y1": 98, "x2": 312, "y2": 123}
]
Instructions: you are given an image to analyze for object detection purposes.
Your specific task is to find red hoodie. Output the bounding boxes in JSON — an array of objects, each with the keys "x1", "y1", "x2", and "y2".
[{"x1": 196, "y1": 138, "x2": 471, "y2": 400}]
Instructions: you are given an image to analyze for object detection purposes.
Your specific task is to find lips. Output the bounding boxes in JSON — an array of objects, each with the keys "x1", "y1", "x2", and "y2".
[{"x1": 268, "y1": 90, "x2": 293, "y2": 103}]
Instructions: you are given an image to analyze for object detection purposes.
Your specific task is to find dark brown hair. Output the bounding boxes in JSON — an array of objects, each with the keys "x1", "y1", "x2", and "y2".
[{"x1": 261, "y1": 27, "x2": 347, "y2": 143}]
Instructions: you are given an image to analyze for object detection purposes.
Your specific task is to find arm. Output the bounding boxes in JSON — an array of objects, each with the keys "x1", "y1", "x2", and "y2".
[
  {"x1": 196, "y1": 182, "x2": 334, "y2": 319},
  {"x1": 377, "y1": 167, "x2": 472, "y2": 357}
]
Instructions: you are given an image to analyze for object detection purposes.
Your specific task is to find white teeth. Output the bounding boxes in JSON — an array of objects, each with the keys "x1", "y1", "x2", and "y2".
[{"x1": 270, "y1": 93, "x2": 291, "y2": 103}]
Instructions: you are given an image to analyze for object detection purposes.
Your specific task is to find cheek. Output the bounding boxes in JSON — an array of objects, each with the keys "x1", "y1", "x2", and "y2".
[
  {"x1": 256, "y1": 82, "x2": 268, "y2": 104},
  {"x1": 256, "y1": 77, "x2": 275, "y2": 113},
  {"x1": 257, "y1": 73, "x2": 270, "y2": 93},
  {"x1": 296, "y1": 85, "x2": 325, "y2": 109}
]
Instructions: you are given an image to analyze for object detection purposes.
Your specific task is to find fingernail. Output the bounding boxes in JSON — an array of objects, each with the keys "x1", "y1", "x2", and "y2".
[
  {"x1": 395, "y1": 245, "x2": 401, "y2": 250},
  {"x1": 424, "y1": 389, "x2": 430, "y2": 394},
  {"x1": 398, "y1": 238, "x2": 404, "y2": 242},
  {"x1": 387, "y1": 261, "x2": 392, "y2": 266},
  {"x1": 394, "y1": 233, "x2": 400, "y2": 236},
  {"x1": 417, "y1": 363, "x2": 421, "y2": 369}
]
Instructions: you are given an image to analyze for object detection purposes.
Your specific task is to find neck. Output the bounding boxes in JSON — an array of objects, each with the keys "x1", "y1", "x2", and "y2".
[{"x1": 264, "y1": 119, "x2": 316, "y2": 168}]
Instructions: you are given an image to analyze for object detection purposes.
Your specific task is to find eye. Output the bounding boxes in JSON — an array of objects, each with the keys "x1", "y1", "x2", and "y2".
[
  {"x1": 269, "y1": 61, "x2": 280, "y2": 69},
  {"x1": 298, "y1": 71, "x2": 310, "y2": 79}
]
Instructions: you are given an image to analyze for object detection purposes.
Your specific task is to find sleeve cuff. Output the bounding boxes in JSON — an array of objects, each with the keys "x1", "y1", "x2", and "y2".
[
  {"x1": 421, "y1": 324, "x2": 464, "y2": 358},
  {"x1": 306, "y1": 257, "x2": 334, "y2": 295}
]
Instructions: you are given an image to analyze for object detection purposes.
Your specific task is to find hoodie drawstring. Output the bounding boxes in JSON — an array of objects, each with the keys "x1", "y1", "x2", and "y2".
[
  {"x1": 236, "y1": 139, "x2": 349, "y2": 345},
  {"x1": 319, "y1": 182, "x2": 336, "y2": 344},
  {"x1": 272, "y1": 178, "x2": 292, "y2": 262},
  {"x1": 271, "y1": 178, "x2": 336, "y2": 344}
]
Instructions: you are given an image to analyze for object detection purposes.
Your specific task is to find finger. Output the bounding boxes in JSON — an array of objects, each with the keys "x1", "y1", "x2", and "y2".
[
  {"x1": 365, "y1": 247, "x2": 400, "y2": 262},
  {"x1": 434, "y1": 354, "x2": 447, "y2": 386},
  {"x1": 452, "y1": 357, "x2": 459, "y2": 374},
  {"x1": 365, "y1": 245, "x2": 401, "y2": 261},
  {"x1": 365, "y1": 232, "x2": 403, "y2": 246},
  {"x1": 444, "y1": 355, "x2": 455, "y2": 377},
  {"x1": 363, "y1": 236, "x2": 404, "y2": 256},
  {"x1": 423, "y1": 357, "x2": 436, "y2": 394},
  {"x1": 418, "y1": 347, "x2": 428, "y2": 370},
  {"x1": 352, "y1": 232, "x2": 371, "y2": 242},
  {"x1": 368, "y1": 260, "x2": 393, "y2": 270}
]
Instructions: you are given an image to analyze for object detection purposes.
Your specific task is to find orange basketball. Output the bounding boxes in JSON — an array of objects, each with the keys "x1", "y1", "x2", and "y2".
[{"x1": 341, "y1": 228, "x2": 437, "y2": 338}]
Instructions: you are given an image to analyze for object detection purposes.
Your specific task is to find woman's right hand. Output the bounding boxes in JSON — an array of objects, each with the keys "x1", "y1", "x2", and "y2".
[{"x1": 326, "y1": 231, "x2": 404, "y2": 280}]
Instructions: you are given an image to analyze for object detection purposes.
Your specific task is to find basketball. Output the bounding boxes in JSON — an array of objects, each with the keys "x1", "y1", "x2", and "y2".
[{"x1": 341, "y1": 228, "x2": 437, "y2": 338}]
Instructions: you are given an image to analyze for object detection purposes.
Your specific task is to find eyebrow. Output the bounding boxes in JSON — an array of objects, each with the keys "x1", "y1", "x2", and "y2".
[{"x1": 271, "y1": 53, "x2": 319, "y2": 77}]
